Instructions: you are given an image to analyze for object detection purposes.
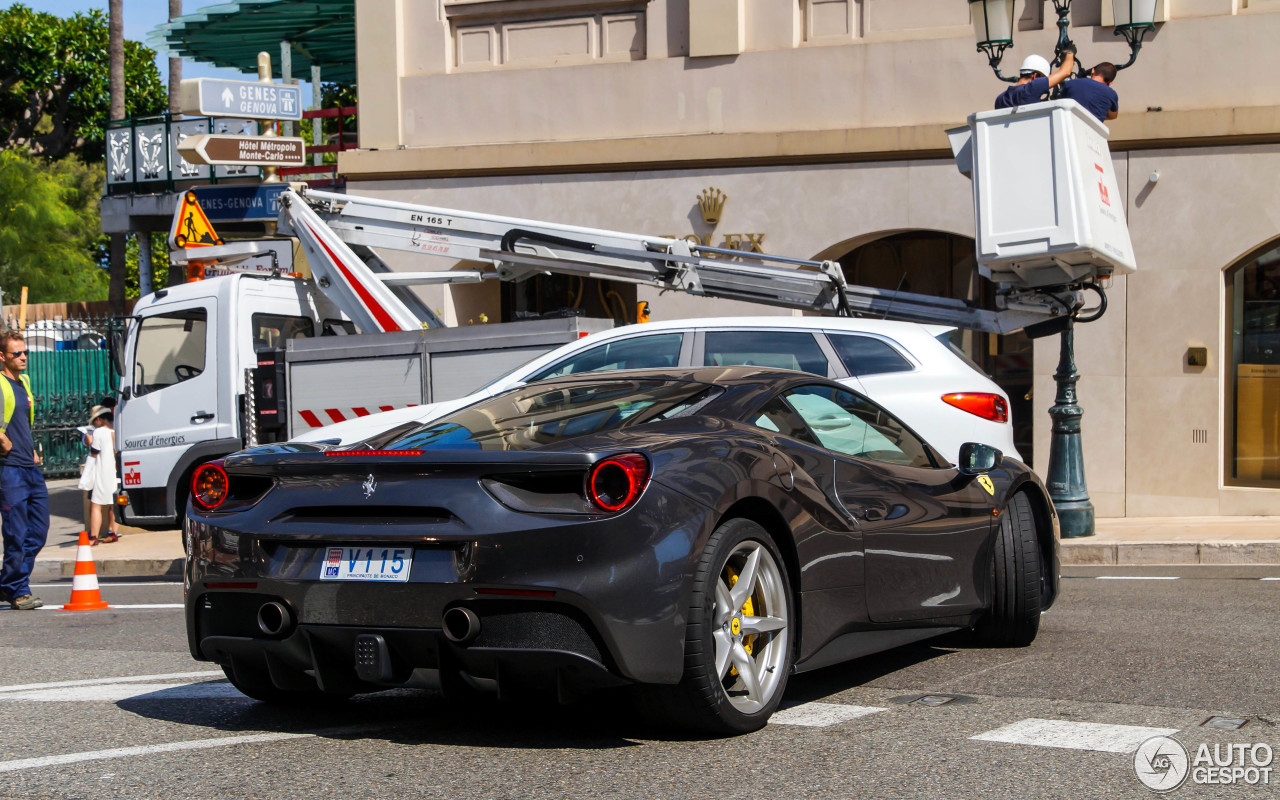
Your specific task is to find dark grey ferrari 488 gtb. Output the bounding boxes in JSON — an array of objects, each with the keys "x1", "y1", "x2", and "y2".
[{"x1": 185, "y1": 366, "x2": 1059, "y2": 733}]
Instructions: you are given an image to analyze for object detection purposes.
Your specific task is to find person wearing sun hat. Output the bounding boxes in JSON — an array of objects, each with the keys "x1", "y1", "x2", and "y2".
[{"x1": 86, "y1": 404, "x2": 122, "y2": 545}]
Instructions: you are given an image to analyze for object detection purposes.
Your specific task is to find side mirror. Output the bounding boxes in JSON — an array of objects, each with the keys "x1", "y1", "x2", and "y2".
[{"x1": 958, "y1": 442, "x2": 1003, "y2": 475}]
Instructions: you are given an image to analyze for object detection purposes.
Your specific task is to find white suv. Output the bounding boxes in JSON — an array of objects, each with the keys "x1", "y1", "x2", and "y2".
[{"x1": 295, "y1": 317, "x2": 1020, "y2": 464}]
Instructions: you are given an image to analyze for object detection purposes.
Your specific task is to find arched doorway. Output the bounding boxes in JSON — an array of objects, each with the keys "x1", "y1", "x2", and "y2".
[
  {"x1": 1226, "y1": 237, "x2": 1280, "y2": 486},
  {"x1": 833, "y1": 231, "x2": 1035, "y2": 462}
]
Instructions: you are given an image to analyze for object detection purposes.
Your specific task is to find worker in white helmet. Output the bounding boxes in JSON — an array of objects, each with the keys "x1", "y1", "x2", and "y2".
[{"x1": 994, "y1": 44, "x2": 1075, "y2": 110}]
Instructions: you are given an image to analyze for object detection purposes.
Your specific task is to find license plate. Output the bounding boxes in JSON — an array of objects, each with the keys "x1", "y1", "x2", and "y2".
[{"x1": 319, "y1": 547, "x2": 414, "y2": 582}]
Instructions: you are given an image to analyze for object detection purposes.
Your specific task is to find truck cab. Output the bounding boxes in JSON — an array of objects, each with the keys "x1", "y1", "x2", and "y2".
[{"x1": 117, "y1": 274, "x2": 344, "y2": 527}]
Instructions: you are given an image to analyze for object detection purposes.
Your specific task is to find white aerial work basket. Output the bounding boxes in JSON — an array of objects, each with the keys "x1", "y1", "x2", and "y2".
[{"x1": 948, "y1": 99, "x2": 1137, "y2": 290}]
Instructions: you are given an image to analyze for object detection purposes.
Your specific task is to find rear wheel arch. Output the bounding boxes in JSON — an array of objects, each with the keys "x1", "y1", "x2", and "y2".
[
  {"x1": 1007, "y1": 480, "x2": 1058, "y2": 609},
  {"x1": 715, "y1": 497, "x2": 801, "y2": 607}
]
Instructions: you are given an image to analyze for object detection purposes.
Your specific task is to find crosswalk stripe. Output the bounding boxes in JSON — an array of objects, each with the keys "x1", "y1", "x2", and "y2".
[
  {"x1": 0, "y1": 733, "x2": 312, "y2": 773},
  {"x1": 970, "y1": 719, "x2": 1179, "y2": 753},
  {"x1": 0, "y1": 671, "x2": 223, "y2": 694},
  {"x1": 770, "y1": 702, "x2": 888, "y2": 727},
  {"x1": 1096, "y1": 576, "x2": 1179, "y2": 581},
  {"x1": 33, "y1": 603, "x2": 184, "y2": 611},
  {"x1": 0, "y1": 723, "x2": 392, "y2": 774},
  {"x1": 0, "y1": 682, "x2": 246, "y2": 703}
]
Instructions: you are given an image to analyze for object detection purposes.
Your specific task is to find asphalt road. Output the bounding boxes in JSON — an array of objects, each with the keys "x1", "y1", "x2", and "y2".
[{"x1": 1, "y1": 572, "x2": 1277, "y2": 799}]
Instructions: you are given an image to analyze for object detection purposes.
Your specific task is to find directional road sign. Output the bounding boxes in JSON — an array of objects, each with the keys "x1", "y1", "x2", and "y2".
[
  {"x1": 193, "y1": 184, "x2": 289, "y2": 223},
  {"x1": 178, "y1": 134, "x2": 306, "y2": 167},
  {"x1": 179, "y1": 78, "x2": 303, "y2": 121}
]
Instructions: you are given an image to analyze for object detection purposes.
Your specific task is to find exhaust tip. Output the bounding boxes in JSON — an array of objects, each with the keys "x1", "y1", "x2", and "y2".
[
  {"x1": 257, "y1": 601, "x2": 293, "y2": 637},
  {"x1": 442, "y1": 607, "x2": 481, "y2": 644}
]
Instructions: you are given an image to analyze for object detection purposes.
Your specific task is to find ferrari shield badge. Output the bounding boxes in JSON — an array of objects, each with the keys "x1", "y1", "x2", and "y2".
[{"x1": 977, "y1": 474, "x2": 995, "y2": 495}]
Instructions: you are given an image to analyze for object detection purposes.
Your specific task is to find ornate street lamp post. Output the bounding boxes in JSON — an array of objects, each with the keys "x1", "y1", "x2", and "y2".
[{"x1": 965, "y1": 0, "x2": 1156, "y2": 537}]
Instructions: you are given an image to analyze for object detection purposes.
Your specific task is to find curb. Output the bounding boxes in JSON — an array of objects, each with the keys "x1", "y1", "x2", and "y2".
[
  {"x1": 1061, "y1": 540, "x2": 1280, "y2": 566},
  {"x1": 33, "y1": 558, "x2": 184, "y2": 582}
]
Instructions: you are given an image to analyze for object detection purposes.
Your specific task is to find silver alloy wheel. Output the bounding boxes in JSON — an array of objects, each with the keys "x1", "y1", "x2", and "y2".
[{"x1": 711, "y1": 540, "x2": 790, "y2": 714}]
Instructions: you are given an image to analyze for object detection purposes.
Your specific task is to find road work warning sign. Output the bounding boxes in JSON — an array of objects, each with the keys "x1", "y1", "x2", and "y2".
[{"x1": 169, "y1": 191, "x2": 224, "y2": 250}]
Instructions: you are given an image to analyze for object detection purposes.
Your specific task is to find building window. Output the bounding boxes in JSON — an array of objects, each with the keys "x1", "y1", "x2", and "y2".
[{"x1": 1228, "y1": 240, "x2": 1280, "y2": 485}]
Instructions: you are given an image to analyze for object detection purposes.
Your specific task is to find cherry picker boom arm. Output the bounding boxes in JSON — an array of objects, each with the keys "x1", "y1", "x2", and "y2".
[{"x1": 275, "y1": 186, "x2": 1084, "y2": 336}]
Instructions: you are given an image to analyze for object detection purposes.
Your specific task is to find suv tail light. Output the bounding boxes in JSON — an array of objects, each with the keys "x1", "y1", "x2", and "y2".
[
  {"x1": 941, "y1": 392, "x2": 1009, "y2": 423},
  {"x1": 586, "y1": 453, "x2": 650, "y2": 512},
  {"x1": 191, "y1": 461, "x2": 229, "y2": 510}
]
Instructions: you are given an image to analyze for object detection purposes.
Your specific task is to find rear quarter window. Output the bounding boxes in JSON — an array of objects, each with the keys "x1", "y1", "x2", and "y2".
[{"x1": 827, "y1": 334, "x2": 914, "y2": 376}]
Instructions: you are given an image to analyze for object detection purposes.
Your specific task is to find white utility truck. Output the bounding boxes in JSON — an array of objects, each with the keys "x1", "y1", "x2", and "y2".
[{"x1": 114, "y1": 99, "x2": 1133, "y2": 528}]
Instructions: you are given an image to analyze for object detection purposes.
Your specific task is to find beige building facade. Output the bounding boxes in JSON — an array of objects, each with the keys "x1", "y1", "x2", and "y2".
[{"x1": 339, "y1": 0, "x2": 1280, "y2": 519}]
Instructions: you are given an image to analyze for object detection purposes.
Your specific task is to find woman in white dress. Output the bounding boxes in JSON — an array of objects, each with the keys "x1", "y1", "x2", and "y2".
[{"x1": 87, "y1": 406, "x2": 121, "y2": 544}]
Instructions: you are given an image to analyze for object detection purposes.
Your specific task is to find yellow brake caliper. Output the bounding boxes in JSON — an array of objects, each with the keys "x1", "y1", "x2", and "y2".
[{"x1": 726, "y1": 568, "x2": 756, "y2": 679}]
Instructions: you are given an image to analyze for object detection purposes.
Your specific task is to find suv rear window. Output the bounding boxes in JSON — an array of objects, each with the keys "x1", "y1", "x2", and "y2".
[
  {"x1": 934, "y1": 329, "x2": 992, "y2": 378},
  {"x1": 828, "y1": 334, "x2": 913, "y2": 376},
  {"x1": 389, "y1": 380, "x2": 718, "y2": 451}
]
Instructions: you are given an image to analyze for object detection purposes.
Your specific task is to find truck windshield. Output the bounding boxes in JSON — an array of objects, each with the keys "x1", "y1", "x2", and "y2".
[
  {"x1": 133, "y1": 308, "x2": 207, "y2": 396},
  {"x1": 388, "y1": 380, "x2": 718, "y2": 451}
]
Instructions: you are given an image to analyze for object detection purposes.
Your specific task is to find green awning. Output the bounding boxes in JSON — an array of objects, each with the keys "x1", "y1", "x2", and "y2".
[{"x1": 149, "y1": 0, "x2": 356, "y2": 84}]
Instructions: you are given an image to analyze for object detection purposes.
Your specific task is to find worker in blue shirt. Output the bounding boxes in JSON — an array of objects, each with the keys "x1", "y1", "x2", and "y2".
[
  {"x1": 0, "y1": 331, "x2": 49, "y2": 610},
  {"x1": 995, "y1": 47, "x2": 1075, "y2": 110},
  {"x1": 1061, "y1": 62, "x2": 1120, "y2": 123}
]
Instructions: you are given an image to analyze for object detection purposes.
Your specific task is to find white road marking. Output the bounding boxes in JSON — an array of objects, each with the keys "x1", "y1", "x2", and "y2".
[
  {"x1": 0, "y1": 682, "x2": 245, "y2": 702},
  {"x1": 0, "y1": 724, "x2": 392, "y2": 774},
  {"x1": 0, "y1": 732, "x2": 311, "y2": 774},
  {"x1": 35, "y1": 603, "x2": 184, "y2": 611},
  {"x1": 971, "y1": 719, "x2": 1179, "y2": 753},
  {"x1": 1095, "y1": 576, "x2": 1179, "y2": 581},
  {"x1": 1262, "y1": 577, "x2": 1280, "y2": 581},
  {"x1": 770, "y1": 702, "x2": 888, "y2": 727},
  {"x1": 0, "y1": 671, "x2": 223, "y2": 694},
  {"x1": 30, "y1": 582, "x2": 180, "y2": 589}
]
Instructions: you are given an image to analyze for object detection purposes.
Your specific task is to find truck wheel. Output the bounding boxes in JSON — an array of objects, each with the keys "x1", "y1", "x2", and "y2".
[{"x1": 975, "y1": 492, "x2": 1042, "y2": 647}]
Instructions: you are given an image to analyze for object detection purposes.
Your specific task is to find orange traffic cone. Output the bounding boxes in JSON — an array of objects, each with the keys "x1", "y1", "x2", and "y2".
[{"x1": 61, "y1": 531, "x2": 109, "y2": 611}]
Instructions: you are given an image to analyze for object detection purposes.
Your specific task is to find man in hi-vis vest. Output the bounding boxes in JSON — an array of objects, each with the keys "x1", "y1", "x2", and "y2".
[{"x1": 0, "y1": 330, "x2": 48, "y2": 610}]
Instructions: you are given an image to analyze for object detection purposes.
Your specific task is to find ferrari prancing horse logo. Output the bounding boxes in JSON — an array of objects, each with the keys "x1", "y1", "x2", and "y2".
[
  {"x1": 977, "y1": 474, "x2": 995, "y2": 495},
  {"x1": 362, "y1": 473, "x2": 377, "y2": 499}
]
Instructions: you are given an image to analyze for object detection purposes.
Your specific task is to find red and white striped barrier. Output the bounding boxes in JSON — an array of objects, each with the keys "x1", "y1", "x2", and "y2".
[{"x1": 295, "y1": 404, "x2": 417, "y2": 429}]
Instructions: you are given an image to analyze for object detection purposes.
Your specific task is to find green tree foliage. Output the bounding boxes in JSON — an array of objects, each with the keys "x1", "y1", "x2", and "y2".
[
  {"x1": 0, "y1": 149, "x2": 108, "y2": 304},
  {"x1": 0, "y1": 3, "x2": 166, "y2": 162}
]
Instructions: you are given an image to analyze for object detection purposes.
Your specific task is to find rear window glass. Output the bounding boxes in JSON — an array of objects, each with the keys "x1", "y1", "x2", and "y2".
[
  {"x1": 703, "y1": 331, "x2": 828, "y2": 375},
  {"x1": 934, "y1": 329, "x2": 992, "y2": 378},
  {"x1": 828, "y1": 334, "x2": 913, "y2": 376},
  {"x1": 388, "y1": 381, "x2": 719, "y2": 451}
]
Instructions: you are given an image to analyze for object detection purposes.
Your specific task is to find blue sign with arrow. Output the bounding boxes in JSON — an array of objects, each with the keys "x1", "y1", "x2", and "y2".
[{"x1": 193, "y1": 184, "x2": 289, "y2": 223}]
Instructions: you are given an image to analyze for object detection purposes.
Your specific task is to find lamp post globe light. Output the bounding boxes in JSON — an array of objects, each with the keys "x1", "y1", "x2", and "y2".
[
  {"x1": 964, "y1": 0, "x2": 1157, "y2": 537},
  {"x1": 969, "y1": 0, "x2": 1157, "y2": 80}
]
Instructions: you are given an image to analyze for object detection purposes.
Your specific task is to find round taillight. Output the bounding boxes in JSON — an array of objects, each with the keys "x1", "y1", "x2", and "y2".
[
  {"x1": 587, "y1": 453, "x2": 650, "y2": 512},
  {"x1": 191, "y1": 462, "x2": 229, "y2": 510}
]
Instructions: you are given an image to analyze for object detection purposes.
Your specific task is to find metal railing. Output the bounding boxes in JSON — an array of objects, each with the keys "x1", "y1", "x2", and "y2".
[
  {"x1": 278, "y1": 104, "x2": 358, "y2": 189},
  {"x1": 2, "y1": 314, "x2": 124, "y2": 477}
]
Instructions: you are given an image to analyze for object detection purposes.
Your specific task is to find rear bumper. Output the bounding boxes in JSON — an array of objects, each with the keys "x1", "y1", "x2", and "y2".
[
  {"x1": 184, "y1": 481, "x2": 716, "y2": 690},
  {"x1": 200, "y1": 621, "x2": 629, "y2": 700}
]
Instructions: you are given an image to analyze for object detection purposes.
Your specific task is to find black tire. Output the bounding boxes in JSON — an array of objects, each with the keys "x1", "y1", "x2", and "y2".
[
  {"x1": 640, "y1": 518, "x2": 795, "y2": 734},
  {"x1": 975, "y1": 491, "x2": 1042, "y2": 647},
  {"x1": 221, "y1": 662, "x2": 335, "y2": 705}
]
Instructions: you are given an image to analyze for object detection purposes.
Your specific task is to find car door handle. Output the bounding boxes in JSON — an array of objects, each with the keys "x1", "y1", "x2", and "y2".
[
  {"x1": 862, "y1": 508, "x2": 885, "y2": 522},
  {"x1": 191, "y1": 412, "x2": 214, "y2": 423}
]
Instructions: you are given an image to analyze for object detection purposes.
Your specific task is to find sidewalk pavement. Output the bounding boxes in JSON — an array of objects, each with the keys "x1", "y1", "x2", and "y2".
[{"x1": 24, "y1": 479, "x2": 1280, "y2": 581}]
